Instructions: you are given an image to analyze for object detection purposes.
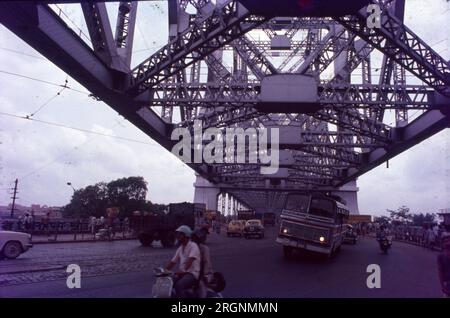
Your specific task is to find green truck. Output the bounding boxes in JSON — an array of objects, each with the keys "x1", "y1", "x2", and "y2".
[{"x1": 130, "y1": 202, "x2": 205, "y2": 247}]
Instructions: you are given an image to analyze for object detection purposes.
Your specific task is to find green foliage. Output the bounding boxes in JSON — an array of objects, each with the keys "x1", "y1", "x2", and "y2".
[
  {"x1": 63, "y1": 182, "x2": 108, "y2": 218},
  {"x1": 63, "y1": 176, "x2": 158, "y2": 218},
  {"x1": 410, "y1": 213, "x2": 436, "y2": 227},
  {"x1": 387, "y1": 205, "x2": 410, "y2": 224},
  {"x1": 377, "y1": 205, "x2": 437, "y2": 227},
  {"x1": 374, "y1": 215, "x2": 391, "y2": 225}
]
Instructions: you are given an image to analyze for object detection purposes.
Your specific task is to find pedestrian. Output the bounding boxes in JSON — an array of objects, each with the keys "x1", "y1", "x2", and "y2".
[
  {"x1": 90, "y1": 216, "x2": 97, "y2": 238},
  {"x1": 437, "y1": 224, "x2": 450, "y2": 297},
  {"x1": 423, "y1": 225, "x2": 429, "y2": 248},
  {"x1": 123, "y1": 217, "x2": 130, "y2": 235},
  {"x1": 428, "y1": 225, "x2": 437, "y2": 250},
  {"x1": 96, "y1": 217, "x2": 103, "y2": 233},
  {"x1": 42, "y1": 212, "x2": 50, "y2": 236},
  {"x1": 24, "y1": 213, "x2": 33, "y2": 232}
]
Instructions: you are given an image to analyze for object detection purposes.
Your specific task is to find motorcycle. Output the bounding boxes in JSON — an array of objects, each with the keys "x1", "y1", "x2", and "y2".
[
  {"x1": 151, "y1": 267, "x2": 225, "y2": 298},
  {"x1": 378, "y1": 236, "x2": 392, "y2": 254}
]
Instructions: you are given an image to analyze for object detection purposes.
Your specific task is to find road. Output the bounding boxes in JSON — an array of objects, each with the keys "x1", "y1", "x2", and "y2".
[{"x1": 0, "y1": 227, "x2": 442, "y2": 298}]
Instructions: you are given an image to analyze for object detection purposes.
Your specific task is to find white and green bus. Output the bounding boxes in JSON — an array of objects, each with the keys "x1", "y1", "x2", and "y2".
[{"x1": 277, "y1": 193, "x2": 350, "y2": 258}]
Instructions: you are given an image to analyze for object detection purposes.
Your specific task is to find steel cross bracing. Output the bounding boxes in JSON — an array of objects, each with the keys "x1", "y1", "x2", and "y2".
[{"x1": 1, "y1": 0, "x2": 449, "y2": 212}]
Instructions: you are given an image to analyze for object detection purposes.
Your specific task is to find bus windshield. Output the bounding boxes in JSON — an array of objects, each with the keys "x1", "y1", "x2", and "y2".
[
  {"x1": 309, "y1": 198, "x2": 335, "y2": 219},
  {"x1": 284, "y1": 194, "x2": 310, "y2": 214}
]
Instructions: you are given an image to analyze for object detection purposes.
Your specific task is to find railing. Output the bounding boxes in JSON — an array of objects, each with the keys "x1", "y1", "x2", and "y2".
[{"x1": 1, "y1": 219, "x2": 136, "y2": 243}]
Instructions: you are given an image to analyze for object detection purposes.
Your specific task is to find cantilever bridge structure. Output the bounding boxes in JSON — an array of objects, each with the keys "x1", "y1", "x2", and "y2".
[{"x1": 1, "y1": 0, "x2": 449, "y2": 216}]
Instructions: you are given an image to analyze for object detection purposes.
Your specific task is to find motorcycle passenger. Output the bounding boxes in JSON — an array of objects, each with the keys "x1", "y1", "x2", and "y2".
[
  {"x1": 165, "y1": 225, "x2": 201, "y2": 298},
  {"x1": 191, "y1": 229, "x2": 213, "y2": 298}
]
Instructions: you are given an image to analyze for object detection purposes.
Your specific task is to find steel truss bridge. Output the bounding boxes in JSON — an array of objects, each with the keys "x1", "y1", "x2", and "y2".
[{"x1": 1, "y1": 0, "x2": 449, "y2": 215}]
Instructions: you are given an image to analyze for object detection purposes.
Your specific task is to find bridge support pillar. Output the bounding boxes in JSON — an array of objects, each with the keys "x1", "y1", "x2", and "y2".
[
  {"x1": 331, "y1": 180, "x2": 360, "y2": 215},
  {"x1": 193, "y1": 176, "x2": 220, "y2": 211}
]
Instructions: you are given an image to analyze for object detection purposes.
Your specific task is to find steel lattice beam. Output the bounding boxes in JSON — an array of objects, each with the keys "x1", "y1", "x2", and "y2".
[
  {"x1": 128, "y1": 0, "x2": 267, "y2": 96},
  {"x1": 335, "y1": 2, "x2": 450, "y2": 96}
]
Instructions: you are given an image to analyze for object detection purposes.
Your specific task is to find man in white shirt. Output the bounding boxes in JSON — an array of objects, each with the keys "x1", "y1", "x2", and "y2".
[{"x1": 165, "y1": 225, "x2": 201, "y2": 298}]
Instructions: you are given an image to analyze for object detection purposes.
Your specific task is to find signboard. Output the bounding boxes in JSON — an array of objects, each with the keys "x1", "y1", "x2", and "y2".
[
  {"x1": 106, "y1": 207, "x2": 119, "y2": 218},
  {"x1": 348, "y1": 215, "x2": 372, "y2": 224}
]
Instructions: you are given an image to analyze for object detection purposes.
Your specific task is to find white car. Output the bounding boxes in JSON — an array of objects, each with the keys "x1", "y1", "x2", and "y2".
[{"x1": 0, "y1": 231, "x2": 33, "y2": 259}]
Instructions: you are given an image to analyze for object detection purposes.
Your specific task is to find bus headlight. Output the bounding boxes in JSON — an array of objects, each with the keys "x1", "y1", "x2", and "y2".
[
  {"x1": 282, "y1": 228, "x2": 288, "y2": 234},
  {"x1": 319, "y1": 236, "x2": 325, "y2": 243}
]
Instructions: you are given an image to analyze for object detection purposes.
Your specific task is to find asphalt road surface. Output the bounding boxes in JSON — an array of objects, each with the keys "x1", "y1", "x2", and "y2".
[{"x1": 0, "y1": 227, "x2": 442, "y2": 298}]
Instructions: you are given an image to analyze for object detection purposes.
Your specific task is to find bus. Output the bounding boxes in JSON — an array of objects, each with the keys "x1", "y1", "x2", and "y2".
[{"x1": 276, "y1": 192, "x2": 350, "y2": 258}]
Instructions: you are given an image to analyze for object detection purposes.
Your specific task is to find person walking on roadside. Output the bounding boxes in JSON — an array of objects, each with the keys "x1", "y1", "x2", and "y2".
[
  {"x1": 24, "y1": 213, "x2": 33, "y2": 232},
  {"x1": 42, "y1": 212, "x2": 50, "y2": 236},
  {"x1": 90, "y1": 216, "x2": 97, "y2": 238},
  {"x1": 437, "y1": 224, "x2": 450, "y2": 297},
  {"x1": 428, "y1": 225, "x2": 437, "y2": 250}
]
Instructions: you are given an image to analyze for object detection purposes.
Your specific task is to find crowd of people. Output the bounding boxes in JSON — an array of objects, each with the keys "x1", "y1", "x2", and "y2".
[
  {"x1": 387, "y1": 223, "x2": 447, "y2": 250},
  {"x1": 349, "y1": 222, "x2": 448, "y2": 251},
  {"x1": 87, "y1": 216, "x2": 130, "y2": 239}
]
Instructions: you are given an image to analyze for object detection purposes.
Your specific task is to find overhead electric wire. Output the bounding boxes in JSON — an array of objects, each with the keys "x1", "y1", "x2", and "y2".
[
  {"x1": 0, "y1": 111, "x2": 159, "y2": 148},
  {"x1": 0, "y1": 47, "x2": 47, "y2": 60},
  {"x1": 17, "y1": 121, "x2": 123, "y2": 181},
  {"x1": 29, "y1": 85, "x2": 67, "y2": 117},
  {"x1": 0, "y1": 70, "x2": 90, "y2": 95}
]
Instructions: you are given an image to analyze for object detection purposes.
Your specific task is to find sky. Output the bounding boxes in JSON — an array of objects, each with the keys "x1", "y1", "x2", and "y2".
[{"x1": 0, "y1": 0, "x2": 449, "y2": 217}]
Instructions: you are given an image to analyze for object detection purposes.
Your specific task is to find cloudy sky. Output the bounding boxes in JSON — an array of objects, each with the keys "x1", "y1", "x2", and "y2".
[{"x1": 0, "y1": 0, "x2": 449, "y2": 217}]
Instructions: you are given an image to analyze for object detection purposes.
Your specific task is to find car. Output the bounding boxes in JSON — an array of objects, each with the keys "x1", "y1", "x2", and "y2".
[
  {"x1": 0, "y1": 230, "x2": 33, "y2": 259},
  {"x1": 343, "y1": 225, "x2": 358, "y2": 245},
  {"x1": 227, "y1": 220, "x2": 245, "y2": 237},
  {"x1": 243, "y1": 219, "x2": 265, "y2": 239}
]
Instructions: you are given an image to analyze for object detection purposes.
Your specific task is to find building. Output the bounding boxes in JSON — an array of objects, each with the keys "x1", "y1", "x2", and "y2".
[{"x1": 0, "y1": 204, "x2": 62, "y2": 219}]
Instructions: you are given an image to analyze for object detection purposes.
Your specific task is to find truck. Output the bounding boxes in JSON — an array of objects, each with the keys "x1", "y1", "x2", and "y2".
[
  {"x1": 237, "y1": 210, "x2": 255, "y2": 221},
  {"x1": 130, "y1": 202, "x2": 205, "y2": 247},
  {"x1": 262, "y1": 212, "x2": 276, "y2": 226}
]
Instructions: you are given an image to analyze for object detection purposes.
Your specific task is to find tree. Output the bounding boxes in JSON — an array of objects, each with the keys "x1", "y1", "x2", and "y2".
[
  {"x1": 410, "y1": 213, "x2": 436, "y2": 227},
  {"x1": 387, "y1": 206, "x2": 411, "y2": 225},
  {"x1": 374, "y1": 216, "x2": 391, "y2": 225},
  {"x1": 107, "y1": 176, "x2": 148, "y2": 217},
  {"x1": 63, "y1": 176, "x2": 149, "y2": 218},
  {"x1": 63, "y1": 182, "x2": 108, "y2": 218}
]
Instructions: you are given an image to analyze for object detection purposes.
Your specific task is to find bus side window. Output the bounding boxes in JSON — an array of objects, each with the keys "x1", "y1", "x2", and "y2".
[{"x1": 336, "y1": 212, "x2": 344, "y2": 226}]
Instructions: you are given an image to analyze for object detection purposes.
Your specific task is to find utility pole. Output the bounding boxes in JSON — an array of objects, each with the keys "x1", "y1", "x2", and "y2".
[{"x1": 10, "y1": 178, "x2": 18, "y2": 218}]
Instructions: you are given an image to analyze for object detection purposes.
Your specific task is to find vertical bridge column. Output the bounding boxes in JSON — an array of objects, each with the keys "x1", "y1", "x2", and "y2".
[{"x1": 193, "y1": 176, "x2": 220, "y2": 211}]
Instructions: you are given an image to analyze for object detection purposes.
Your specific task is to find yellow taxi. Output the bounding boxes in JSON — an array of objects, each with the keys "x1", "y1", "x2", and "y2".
[{"x1": 227, "y1": 220, "x2": 245, "y2": 237}]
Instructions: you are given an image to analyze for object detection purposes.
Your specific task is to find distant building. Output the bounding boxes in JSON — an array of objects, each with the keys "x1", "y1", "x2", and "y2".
[{"x1": 0, "y1": 204, "x2": 62, "y2": 219}]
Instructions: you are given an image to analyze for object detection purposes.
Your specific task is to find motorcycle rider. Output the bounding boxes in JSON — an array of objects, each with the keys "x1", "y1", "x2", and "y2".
[
  {"x1": 164, "y1": 225, "x2": 201, "y2": 298},
  {"x1": 376, "y1": 225, "x2": 388, "y2": 239},
  {"x1": 376, "y1": 225, "x2": 391, "y2": 252}
]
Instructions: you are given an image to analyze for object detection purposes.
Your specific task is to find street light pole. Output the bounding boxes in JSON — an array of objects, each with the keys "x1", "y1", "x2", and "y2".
[{"x1": 67, "y1": 182, "x2": 76, "y2": 192}]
